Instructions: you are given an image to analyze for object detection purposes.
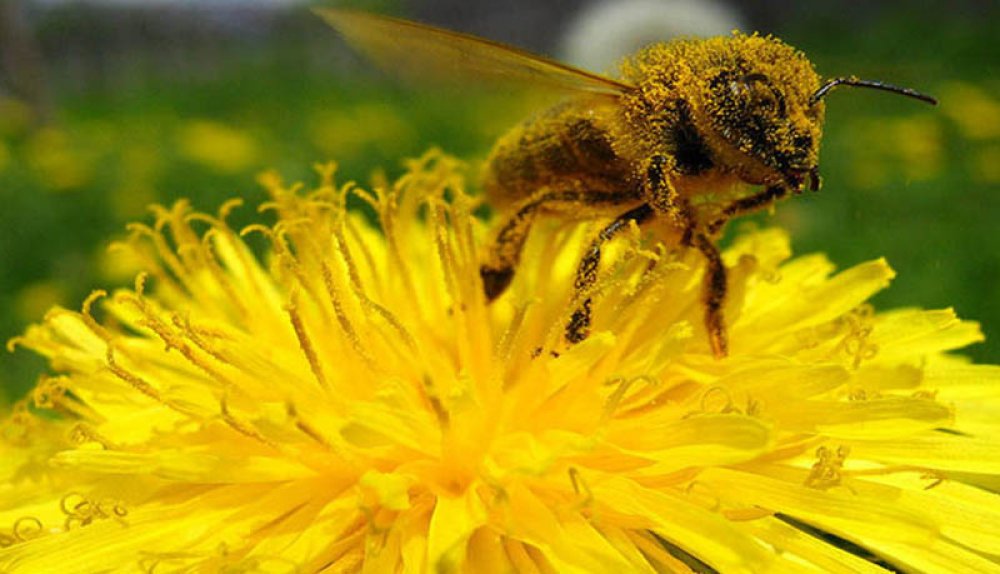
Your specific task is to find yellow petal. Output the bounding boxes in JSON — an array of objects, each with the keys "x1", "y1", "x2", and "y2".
[{"x1": 591, "y1": 476, "x2": 772, "y2": 572}]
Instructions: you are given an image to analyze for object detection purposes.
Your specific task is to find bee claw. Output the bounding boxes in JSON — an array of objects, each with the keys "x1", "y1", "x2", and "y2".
[
  {"x1": 808, "y1": 166, "x2": 822, "y2": 191},
  {"x1": 710, "y1": 332, "x2": 729, "y2": 359},
  {"x1": 481, "y1": 266, "x2": 514, "y2": 301}
]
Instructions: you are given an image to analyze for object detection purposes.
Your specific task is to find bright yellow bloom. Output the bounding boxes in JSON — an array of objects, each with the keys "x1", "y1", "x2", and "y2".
[{"x1": 3, "y1": 151, "x2": 1000, "y2": 572}]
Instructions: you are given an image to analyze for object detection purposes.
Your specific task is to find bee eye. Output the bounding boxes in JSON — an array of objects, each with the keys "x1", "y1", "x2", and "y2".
[
  {"x1": 754, "y1": 85, "x2": 786, "y2": 115},
  {"x1": 727, "y1": 80, "x2": 750, "y2": 98},
  {"x1": 758, "y1": 93, "x2": 777, "y2": 111},
  {"x1": 741, "y1": 73, "x2": 770, "y2": 85},
  {"x1": 720, "y1": 73, "x2": 786, "y2": 114}
]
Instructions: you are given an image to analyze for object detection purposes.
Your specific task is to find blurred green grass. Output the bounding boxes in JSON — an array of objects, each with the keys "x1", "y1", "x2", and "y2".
[{"x1": 0, "y1": 5, "x2": 997, "y2": 403}]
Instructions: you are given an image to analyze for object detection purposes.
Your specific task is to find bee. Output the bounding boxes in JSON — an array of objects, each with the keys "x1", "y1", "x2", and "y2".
[{"x1": 318, "y1": 9, "x2": 937, "y2": 358}]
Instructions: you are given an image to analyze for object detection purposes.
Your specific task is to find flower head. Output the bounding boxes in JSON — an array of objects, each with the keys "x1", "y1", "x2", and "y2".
[{"x1": 3, "y1": 151, "x2": 1000, "y2": 572}]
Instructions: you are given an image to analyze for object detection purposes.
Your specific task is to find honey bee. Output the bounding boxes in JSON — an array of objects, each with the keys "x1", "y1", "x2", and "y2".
[{"x1": 318, "y1": 9, "x2": 937, "y2": 358}]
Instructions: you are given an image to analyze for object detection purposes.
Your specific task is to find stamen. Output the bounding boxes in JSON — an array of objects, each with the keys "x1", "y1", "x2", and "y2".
[
  {"x1": 838, "y1": 464, "x2": 946, "y2": 489},
  {"x1": 194, "y1": 228, "x2": 247, "y2": 316},
  {"x1": 602, "y1": 376, "x2": 652, "y2": 422},
  {"x1": 143, "y1": 207, "x2": 199, "y2": 290},
  {"x1": 285, "y1": 402, "x2": 337, "y2": 451},
  {"x1": 12, "y1": 516, "x2": 44, "y2": 542},
  {"x1": 106, "y1": 346, "x2": 163, "y2": 402},
  {"x1": 446, "y1": 192, "x2": 480, "y2": 276},
  {"x1": 684, "y1": 481, "x2": 722, "y2": 511},
  {"x1": 568, "y1": 467, "x2": 593, "y2": 509},
  {"x1": 349, "y1": 186, "x2": 380, "y2": 212},
  {"x1": 156, "y1": 316, "x2": 230, "y2": 383},
  {"x1": 722, "y1": 507, "x2": 774, "y2": 521},
  {"x1": 277, "y1": 251, "x2": 325, "y2": 313},
  {"x1": 4, "y1": 335, "x2": 22, "y2": 353},
  {"x1": 0, "y1": 401, "x2": 34, "y2": 445},
  {"x1": 496, "y1": 303, "x2": 532, "y2": 367},
  {"x1": 429, "y1": 199, "x2": 460, "y2": 300},
  {"x1": 313, "y1": 161, "x2": 338, "y2": 187},
  {"x1": 68, "y1": 423, "x2": 115, "y2": 449},
  {"x1": 373, "y1": 185, "x2": 421, "y2": 313},
  {"x1": 80, "y1": 290, "x2": 112, "y2": 342},
  {"x1": 804, "y1": 445, "x2": 850, "y2": 490},
  {"x1": 421, "y1": 374, "x2": 449, "y2": 428},
  {"x1": 836, "y1": 305, "x2": 879, "y2": 369},
  {"x1": 61, "y1": 492, "x2": 128, "y2": 530},
  {"x1": 239, "y1": 223, "x2": 273, "y2": 241},
  {"x1": 219, "y1": 197, "x2": 244, "y2": 220},
  {"x1": 120, "y1": 228, "x2": 178, "y2": 295},
  {"x1": 219, "y1": 393, "x2": 274, "y2": 447},
  {"x1": 921, "y1": 471, "x2": 946, "y2": 490},
  {"x1": 30, "y1": 375, "x2": 66, "y2": 409},
  {"x1": 330, "y1": 207, "x2": 418, "y2": 356},
  {"x1": 699, "y1": 385, "x2": 736, "y2": 414},
  {"x1": 118, "y1": 287, "x2": 235, "y2": 389},
  {"x1": 319, "y1": 260, "x2": 377, "y2": 371},
  {"x1": 171, "y1": 313, "x2": 231, "y2": 364},
  {"x1": 342, "y1": 211, "x2": 382, "y2": 289},
  {"x1": 285, "y1": 289, "x2": 329, "y2": 391},
  {"x1": 331, "y1": 217, "x2": 364, "y2": 292}
]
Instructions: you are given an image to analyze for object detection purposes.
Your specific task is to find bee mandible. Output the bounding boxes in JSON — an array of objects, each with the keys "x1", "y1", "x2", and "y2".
[{"x1": 318, "y1": 9, "x2": 937, "y2": 358}]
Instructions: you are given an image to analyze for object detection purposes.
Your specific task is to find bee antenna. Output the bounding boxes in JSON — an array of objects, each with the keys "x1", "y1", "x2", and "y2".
[{"x1": 810, "y1": 77, "x2": 938, "y2": 106}]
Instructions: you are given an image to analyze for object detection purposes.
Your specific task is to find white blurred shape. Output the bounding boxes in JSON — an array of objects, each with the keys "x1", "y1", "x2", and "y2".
[
  {"x1": 560, "y1": 0, "x2": 746, "y2": 74},
  {"x1": 29, "y1": 0, "x2": 304, "y2": 6}
]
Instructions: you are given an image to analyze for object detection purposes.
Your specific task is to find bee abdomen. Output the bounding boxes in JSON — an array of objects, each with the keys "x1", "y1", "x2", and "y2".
[
  {"x1": 484, "y1": 107, "x2": 630, "y2": 208},
  {"x1": 566, "y1": 117, "x2": 620, "y2": 166}
]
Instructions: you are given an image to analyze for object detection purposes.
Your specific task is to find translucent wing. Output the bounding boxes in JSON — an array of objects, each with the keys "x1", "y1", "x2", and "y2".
[{"x1": 315, "y1": 9, "x2": 633, "y2": 96}]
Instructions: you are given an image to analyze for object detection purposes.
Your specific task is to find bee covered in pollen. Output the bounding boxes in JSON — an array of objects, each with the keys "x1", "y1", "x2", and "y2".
[{"x1": 318, "y1": 9, "x2": 937, "y2": 358}]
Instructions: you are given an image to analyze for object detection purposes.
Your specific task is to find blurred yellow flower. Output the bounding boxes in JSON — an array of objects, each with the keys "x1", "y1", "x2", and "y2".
[
  {"x1": 309, "y1": 103, "x2": 416, "y2": 158},
  {"x1": 940, "y1": 82, "x2": 1000, "y2": 141},
  {"x1": 177, "y1": 119, "x2": 260, "y2": 173},
  {"x1": 973, "y1": 145, "x2": 1000, "y2": 184},
  {"x1": 110, "y1": 145, "x2": 163, "y2": 220},
  {"x1": 25, "y1": 127, "x2": 95, "y2": 191},
  {"x1": 13, "y1": 281, "x2": 67, "y2": 325},
  {"x1": 848, "y1": 116, "x2": 943, "y2": 189},
  {"x1": 0, "y1": 97, "x2": 33, "y2": 138},
  {"x1": 95, "y1": 240, "x2": 145, "y2": 285},
  {"x1": 3, "y1": 152, "x2": 1000, "y2": 572},
  {"x1": 0, "y1": 140, "x2": 9, "y2": 174}
]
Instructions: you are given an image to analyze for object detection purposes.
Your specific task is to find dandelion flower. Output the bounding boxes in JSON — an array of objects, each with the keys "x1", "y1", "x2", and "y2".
[{"x1": 3, "y1": 151, "x2": 1000, "y2": 572}]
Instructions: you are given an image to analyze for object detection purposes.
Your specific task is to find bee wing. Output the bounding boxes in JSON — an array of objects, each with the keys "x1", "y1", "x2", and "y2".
[{"x1": 315, "y1": 9, "x2": 634, "y2": 97}]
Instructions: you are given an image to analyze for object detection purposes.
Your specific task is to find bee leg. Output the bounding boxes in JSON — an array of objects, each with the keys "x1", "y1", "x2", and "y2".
[
  {"x1": 481, "y1": 190, "x2": 560, "y2": 300},
  {"x1": 482, "y1": 188, "x2": 640, "y2": 301},
  {"x1": 644, "y1": 154, "x2": 687, "y2": 225},
  {"x1": 690, "y1": 232, "x2": 729, "y2": 358},
  {"x1": 707, "y1": 184, "x2": 789, "y2": 235},
  {"x1": 642, "y1": 154, "x2": 730, "y2": 357},
  {"x1": 693, "y1": 185, "x2": 792, "y2": 357},
  {"x1": 565, "y1": 203, "x2": 655, "y2": 343}
]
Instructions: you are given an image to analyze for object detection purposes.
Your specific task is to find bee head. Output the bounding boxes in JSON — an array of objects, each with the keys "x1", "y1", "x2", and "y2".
[
  {"x1": 695, "y1": 34, "x2": 936, "y2": 191},
  {"x1": 696, "y1": 36, "x2": 827, "y2": 191}
]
